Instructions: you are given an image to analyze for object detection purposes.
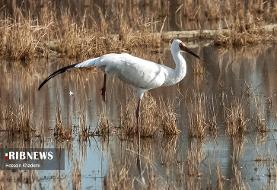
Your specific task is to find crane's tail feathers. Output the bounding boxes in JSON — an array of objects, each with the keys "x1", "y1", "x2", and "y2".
[
  {"x1": 38, "y1": 57, "x2": 100, "y2": 90},
  {"x1": 38, "y1": 63, "x2": 78, "y2": 90}
]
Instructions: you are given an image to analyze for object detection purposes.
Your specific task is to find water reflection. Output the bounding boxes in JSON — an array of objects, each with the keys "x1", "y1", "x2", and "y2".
[{"x1": 0, "y1": 43, "x2": 277, "y2": 189}]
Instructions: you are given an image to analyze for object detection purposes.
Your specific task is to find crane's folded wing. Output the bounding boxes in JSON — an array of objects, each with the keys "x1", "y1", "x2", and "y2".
[{"x1": 102, "y1": 53, "x2": 170, "y2": 89}]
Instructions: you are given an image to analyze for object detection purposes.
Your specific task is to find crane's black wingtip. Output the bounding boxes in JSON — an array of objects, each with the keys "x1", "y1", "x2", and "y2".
[
  {"x1": 38, "y1": 76, "x2": 52, "y2": 91},
  {"x1": 37, "y1": 63, "x2": 79, "y2": 91},
  {"x1": 38, "y1": 81, "x2": 45, "y2": 91}
]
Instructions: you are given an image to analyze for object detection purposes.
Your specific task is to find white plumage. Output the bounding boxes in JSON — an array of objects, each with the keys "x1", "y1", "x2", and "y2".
[
  {"x1": 76, "y1": 53, "x2": 168, "y2": 96},
  {"x1": 38, "y1": 39, "x2": 200, "y2": 125},
  {"x1": 38, "y1": 39, "x2": 200, "y2": 183}
]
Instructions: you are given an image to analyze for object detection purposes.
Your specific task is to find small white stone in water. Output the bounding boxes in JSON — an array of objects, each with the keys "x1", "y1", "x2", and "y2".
[{"x1": 69, "y1": 91, "x2": 74, "y2": 96}]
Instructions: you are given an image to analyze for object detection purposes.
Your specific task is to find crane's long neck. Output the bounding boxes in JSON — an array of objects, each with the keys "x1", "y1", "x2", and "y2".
[{"x1": 166, "y1": 49, "x2": 187, "y2": 86}]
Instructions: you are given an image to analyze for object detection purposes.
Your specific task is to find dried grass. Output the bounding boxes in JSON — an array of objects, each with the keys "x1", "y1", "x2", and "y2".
[
  {"x1": 78, "y1": 113, "x2": 92, "y2": 141},
  {"x1": 104, "y1": 162, "x2": 133, "y2": 190},
  {"x1": 0, "y1": 17, "x2": 51, "y2": 60},
  {"x1": 232, "y1": 137, "x2": 245, "y2": 164},
  {"x1": 72, "y1": 161, "x2": 82, "y2": 190},
  {"x1": 121, "y1": 94, "x2": 159, "y2": 137},
  {"x1": 0, "y1": 3, "x2": 160, "y2": 60},
  {"x1": 186, "y1": 141, "x2": 204, "y2": 177},
  {"x1": 120, "y1": 94, "x2": 179, "y2": 137},
  {"x1": 159, "y1": 99, "x2": 180, "y2": 136},
  {"x1": 216, "y1": 164, "x2": 224, "y2": 190},
  {"x1": 94, "y1": 112, "x2": 110, "y2": 137},
  {"x1": 54, "y1": 107, "x2": 72, "y2": 141},
  {"x1": 160, "y1": 136, "x2": 178, "y2": 166},
  {"x1": 214, "y1": 28, "x2": 277, "y2": 47},
  {"x1": 231, "y1": 165, "x2": 247, "y2": 190},
  {"x1": 2, "y1": 104, "x2": 35, "y2": 141},
  {"x1": 1, "y1": 0, "x2": 276, "y2": 60},
  {"x1": 253, "y1": 96, "x2": 267, "y2": 133},
  {"x1": 225, "y1": 99, "x2": 248, "y2": 137},
  {"x1": 192, "y1": 62, "x2": 204, "y2": 75},
  {"x1": 187, "y1": 92, "x2": 207, "y2": 138}
]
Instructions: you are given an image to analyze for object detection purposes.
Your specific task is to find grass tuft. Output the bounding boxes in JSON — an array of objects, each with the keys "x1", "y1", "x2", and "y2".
[
  {"x1": 120, "y1": 94, "x2": 179, "y2": 138},
  {"x1": 54, "y1": 107, "x2": 72, "y2": 141},
  {"x1": 225, "y1": 99, "x2": 248, "y2": 136}
]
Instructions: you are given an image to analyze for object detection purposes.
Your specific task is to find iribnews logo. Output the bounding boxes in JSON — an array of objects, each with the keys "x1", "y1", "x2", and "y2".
[
  {"x1": 0, "y1": 144, "x2": 65, "y2": 170},
  {"x1": 4, "y1": 151, "x2": 54, "y2": 160}
]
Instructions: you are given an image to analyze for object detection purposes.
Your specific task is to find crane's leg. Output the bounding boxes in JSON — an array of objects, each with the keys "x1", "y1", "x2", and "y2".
[
  {"x1": 135, "y1": 98, "x2": 141, "y2": 131},
  {"x1": 101, "y1": 73, "x2": 106, "y2": 102},
  {"x1": 136, "y1": 98, "x2": 143, "y2": 182}
]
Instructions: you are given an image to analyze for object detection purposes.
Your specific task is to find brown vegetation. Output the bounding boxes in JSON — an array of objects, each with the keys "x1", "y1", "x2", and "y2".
[
  {"x1": 187, "y1": 92, "x2": 218, "y2": 138},
  {"x1": 1, "y1": 104, "x2": 35, "y2": 141},
  {"x1": 0, "y1": 0, "x2": 276, "y2": 60},
  {"x1": 104, "y1": 162, "x2": 133, "y2": 190},
  {"x1": 214, "y1": 24, "x2": 277, "y2": 47},
  {"x1": 225, "y1": 98, "x2": 248, "y2": 137},
  {"x1": 94, "y1": 112, "x2": 111, "y2": 137},
  {"x1": 72, "y1": 160, "x2": 82, "y2": 190},
  {"x1": 78, "y1": 113, "x2": 92, "y2": 141},
  {"x1": 120, "y1": 94, "x2": 179, "y2": 137},
  {"x1": 253, "y1": 96, "x2": 267, "y2": 133},
  {"x1": 186, "y1": 142, "x2": 204, "y2": 177},
  {"x1": 54, "y1": 107, "x2": 72, "y2": 141},
  {"x1": 216, "y1": 164, "x2": 225, "y2": 190},
  {"x1": 0, "y1": 1, "x2": 275, "y2": 189},
  {"x1": 231, "y1": 164, "x2": 247, "y2": 190},
  {"x1": 187, "y1": 92, "x2": 207, "y2": 138},
  {"x1": 0, "y1": 1, "x2": 160, "y2": 61}
]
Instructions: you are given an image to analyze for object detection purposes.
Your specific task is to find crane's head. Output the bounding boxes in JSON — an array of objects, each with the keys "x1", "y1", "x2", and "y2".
[{"x1": 170, "y1": 39, "x2": 200, "y2": 59}]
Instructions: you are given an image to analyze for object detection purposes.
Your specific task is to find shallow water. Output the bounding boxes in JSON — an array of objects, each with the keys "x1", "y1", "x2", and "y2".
[{"x1": 0, "y1": 43, "x2": 277, "y2": 189}]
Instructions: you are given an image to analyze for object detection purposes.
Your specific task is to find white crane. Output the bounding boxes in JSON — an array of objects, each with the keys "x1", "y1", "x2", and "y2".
[
  {"x1": 38, "y1": 39, "x2": 199, "y2": 182},
  {"x1": 38, "y1": 39, "x2": 200, "y2": 130}
]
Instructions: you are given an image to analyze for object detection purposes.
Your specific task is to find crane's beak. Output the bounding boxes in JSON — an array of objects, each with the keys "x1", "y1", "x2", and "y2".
[{"x1": 179, "y1": 43, "x2": 200, "y2": 59}]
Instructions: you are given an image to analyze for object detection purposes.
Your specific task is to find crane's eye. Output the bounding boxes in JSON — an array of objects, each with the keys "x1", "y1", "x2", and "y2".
[{"x1": 179, "y1": 42, "x2": 184, "y2": 48}]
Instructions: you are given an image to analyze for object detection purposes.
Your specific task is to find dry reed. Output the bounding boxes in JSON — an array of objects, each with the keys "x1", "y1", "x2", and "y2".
[
  {"x1": 231, "y1": 165, "x2": 247, "y2": 190},
  {"x1": 72, "y1": 161, "x2": 82, "y2": 190},
  {"x1": 187, "y1": 92, "x2": 207, "y2": 138},
  {"x1": 232, "y1": 137, "x2": 245, "y2": 164},
  {"x1": 0, "y1": 0, "x2": 276, "y2": 60},
  {"x1": 159, "y1": 98, "x2": 180, "y2": 136},
  {"x1": 186, "y1": 141, "x2": 204, "y2": 177},
  {"x1": 54, "y1": 107, "x2": 72, "y2": 141},
  {"x1": 78, "y1": 113, "x2": 92, "y2": 141},
  {"x1": 120, "y1": 94, "x2": 179, "y2": 137},
  {"x1": 104, "y1": 162, "x2": 133, "y2": 190},
  {"x1": 2, "y1": 104, "x2": 35, "y2": 141},
  {"x1": 0, "y1": 2, "x2": 160, "y2": 60},
  {"x1": 121, "y1": 94, "x2": 159, "y2": 137},
  {"x1": 216, "y1": 164, "x2": 224, "y2": 190},
  {"x1": 192, "y1": 62, "x2": 204, "y2": 75},
  {"x1": 253, "y1": 96, "x2": 267, "y2": 133},
  {"x1": 160, "y1": 136, "x2": 178, "y2": 166},
  {"x1": 225, "y1": 98, "x2": 248, "y2": 137},
  {"x1": 214, "y1": 27, "x2": 277, "y2": 47},
  {"x1": 94, "y1": 112, "x2": 110, "y2": 137}
]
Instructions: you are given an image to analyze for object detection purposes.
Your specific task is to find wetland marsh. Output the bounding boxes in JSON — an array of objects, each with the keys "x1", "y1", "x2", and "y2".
[
  {"x1": 0, "y1": 0, "x2": 277, "y2": 190},
  {"x1": 1, "y1": 43, "x2": 277, "y2": 189}
]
